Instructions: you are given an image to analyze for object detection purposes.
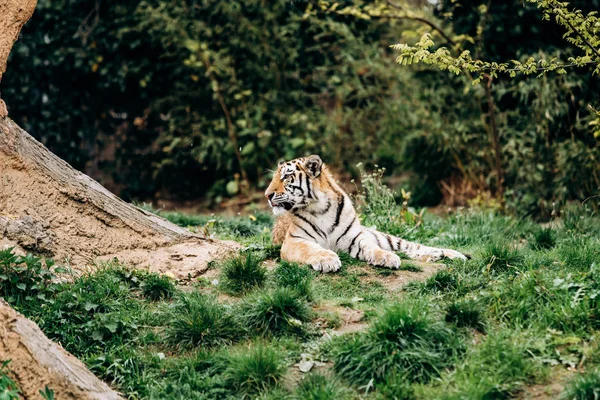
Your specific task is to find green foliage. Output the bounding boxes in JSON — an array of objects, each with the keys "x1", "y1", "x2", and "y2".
[
  {"x1": 332, "y1": 300, "x2": 462, "y2": 386},
  {"x1": 563, "y1": 369, "x2": 600, "y2": 400},
  {"x1": 445, "y1": 300, "x2": 486, "y2": 332},
  {"x1": 166, "y1": 292, "x2": 241, "y2": 348},
  {"x1": 272, "y1": 261, "x2": 314, "y2": 301},
  {"x1": 531, "y1": 227, "x2": 557, "y2": 250},
  {"x1": 0, "y1": 249, "x2": 61, "y2": 310},
  {"x1": 0, "y1": 361, "x2": 20, "y2": 400},
  {"x1": 240, "y1": 288, "x2": 312, "y2": 337},
  {"x1": 223, "y1": 344, "x2": 286, "y2": 397},
  {"x1": 142, "y1": 273, "x2": 175, "y2": 301},
  {"x1": 294, "y1": 374, "x2": 353, "y2": 400},
  {"x1": 481, "y1": 241, "x2": 523, "y2": 273},
  {"x1": 220, "y1": 253, "x2": 267, "y2": 296}
]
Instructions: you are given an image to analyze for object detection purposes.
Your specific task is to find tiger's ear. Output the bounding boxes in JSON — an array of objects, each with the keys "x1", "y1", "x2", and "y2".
[{"x1": 304, "y1": 155, "x2": 323, "y2": 178}]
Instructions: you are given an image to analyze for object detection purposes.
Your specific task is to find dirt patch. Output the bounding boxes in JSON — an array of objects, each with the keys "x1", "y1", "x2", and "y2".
[
  {"x1": 0, "y1": 118, "x2": 238, "y2": 277},
  {"x1": 314, "y1": 302, "x2": 368, "y2": 335},
  {"x1": 0, "y1": 300, "x2": 122, "y2": 400},
  {"x1": 352, "y1": 261, "x2": 445, "y2": 292},
  {"x1": 519, "y1": 367, "x2": 573, "y2": 399}
]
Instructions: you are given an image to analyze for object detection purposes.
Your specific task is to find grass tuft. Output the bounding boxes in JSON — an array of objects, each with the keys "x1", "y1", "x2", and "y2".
[
  {"x1": 224, "y1": 343, "x2": 285, "y2": 396},
  {"x1": 530, "y1": 227, "x2": 556, "y2": 250},
  {"x1": 563, "y1": 369, "x2": 600, "y2": 400},
  {"x1": 445, "y1": 301, "x2": 486, "y2": 332},
  {"x1": 240, "y1": 288, "x2": 312, "y2": 337},
  {"x1": 332, "y1": 300, "x2": 461, "y2": 386},
  {"x1": 141, "y1": 273, "x2": 175, "y2": 300},
  {"x1": 167, "y1": 292, "x2": 240, "y2": 347},
  {"x1": 481, "y1": 241, "x2": 523, "y2": 273},
  {"x1": 294, "y1": 374, "x2": 353, "y2": 400},
  {"x1": 220, "y1": 253, "x2": 267, "y2": 295},
  {"x1": 272, "y1": 261, "x2": 314, "y2": 300}
]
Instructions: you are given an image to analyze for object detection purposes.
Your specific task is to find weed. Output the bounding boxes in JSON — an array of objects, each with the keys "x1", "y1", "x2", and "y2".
[
  {"x1": 294, "y1": 374, "x2": 353, "y2": 400},
  {"x1": 142, "y1": 273, "x2": 175, "y2": 300},
  {"x1": 220, "y1": 253, "x2": 267, "y2": 295},
  {"x1": 224, "y1": 343, "x2": 285, "y2": 397},
  {"x1": 39, "y1": 386, "x2": 55, "y2": 400},
  {"x1": 272, "y1": 261, "x2": 314, "y2": 300},
  {"x1": 166, "y1": 292, "x2": 241, "y2": 347},
  {"x1": 445, "y1": 300, "x2": 486, "y2": 332},
  {"x1": 333, "y1": 300, "x2": 462, "y2": 386},
  {"x1": 562, "y1": 369, "x2": 600, "y2": 400},
  {"x1": 240, "y1": 288, "x2": 312, "y2": 337}
]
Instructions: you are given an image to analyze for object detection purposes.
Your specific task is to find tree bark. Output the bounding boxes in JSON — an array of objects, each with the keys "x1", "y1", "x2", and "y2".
[{"x1": 0, "y1": 299, "x2": 124, "y2": 400}]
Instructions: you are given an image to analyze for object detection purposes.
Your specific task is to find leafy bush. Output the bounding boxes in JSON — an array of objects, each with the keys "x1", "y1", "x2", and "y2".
[
  {"x1": 240, "y1": 288, "x2": 312, "y2": 337},
  {"x1": 166, "y1": 292, "x2": 241, "y2": 348},
  {"x1": 332, "y1": 300, "x2": 462, "y2": 386},
  {"x1": 220, "y1": 253, "x2": 267, "y2": 296}
]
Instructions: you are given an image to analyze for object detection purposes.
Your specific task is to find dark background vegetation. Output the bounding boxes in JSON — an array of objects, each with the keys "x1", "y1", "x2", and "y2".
[{"x1": 4, "y1": 0, "x2": 600, "y2": 216}]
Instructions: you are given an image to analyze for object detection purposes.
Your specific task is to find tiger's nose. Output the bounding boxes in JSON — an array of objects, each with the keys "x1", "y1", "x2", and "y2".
[{"x1": 266, "y1": 193, "x2": 275, "y2": 201}]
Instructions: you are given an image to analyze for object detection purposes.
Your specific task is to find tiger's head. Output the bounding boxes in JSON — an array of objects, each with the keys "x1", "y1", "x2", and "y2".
[{"x1": 265, "y1": 155, "x2": 324, "y2": 215}]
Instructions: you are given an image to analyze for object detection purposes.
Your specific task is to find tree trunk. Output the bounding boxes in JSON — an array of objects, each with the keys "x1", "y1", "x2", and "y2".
[{"x1": 0, "y1": 299, "x2": 124, "y2": 400}]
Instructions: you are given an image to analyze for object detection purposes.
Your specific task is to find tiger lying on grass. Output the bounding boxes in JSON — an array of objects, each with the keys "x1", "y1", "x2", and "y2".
[{"x1": 265, "y1": 155, "x2": 467, "y2": 273}]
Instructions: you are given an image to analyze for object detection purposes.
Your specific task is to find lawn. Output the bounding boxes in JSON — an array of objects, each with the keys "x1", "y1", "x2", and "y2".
[{"x1": 2, "y1": 188, "x2": 600, "y2": 399}]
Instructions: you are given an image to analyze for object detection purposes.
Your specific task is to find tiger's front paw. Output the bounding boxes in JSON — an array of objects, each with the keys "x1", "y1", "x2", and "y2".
[
  {"x1": 371, "y1": 249, "x2": 401, "y2": 269},
  {"x1": 309, "y1": 250, "x2": 342, "y2": 273}
]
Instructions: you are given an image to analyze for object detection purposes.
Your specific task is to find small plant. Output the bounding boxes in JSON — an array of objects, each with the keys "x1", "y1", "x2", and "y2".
[
  {"x1": 0, "y1": 361, "x2": 20, "y2": 400},
  {"x1": 220, "y1": 253, "x2": 267, "y2": 295},
  {"x1": 224, "y1": 343, "x2": 285, "y2": 396},
  {"x1": 445, "y1": 301, "x2": 486, "y2": 332},
  {"x1": 39, "y1": 386, "x2": 55, "y2": 400},
  {"x1": 141, "y1": 273, "x2": 175, "y2": 300},
  {"x1": 422, "y1": 269, "x2": 458, "y2": 293},
  {"x1": 530, "y1": 228, "x2": 556, "y2": 250},
  {"x1": 294, "y1": 374, "x2": 353, "y2": 400},
  {"x1": 167, "y1": 292, "x2": 241, "y2": 347},
  {"x1": 0, "y1": 249, "x2": 62, "y2": 310},
  {"x1": 333, "y1": 300, "x2": 461, "y2": 386},
  {"x1": 481, "y1": 242, "x2": 522, "y2": 273},
  {"x1": 272, "y1": 261, "x2": 314, "y2": 300},
  {"x1": 240, "y1": 287, "x2": 312, "y2": 336},
  {"x1": 563, "y1": 369, "x2": 600, "y2": 400}
]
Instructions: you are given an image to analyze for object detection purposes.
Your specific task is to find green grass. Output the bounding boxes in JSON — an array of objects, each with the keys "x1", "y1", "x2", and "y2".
[
  {"x1": 3, "y1": 199, "x2": 600, "y2": 399},
  {"x1": 220, "y1": 252, "x2": 267, "y2": 295},
  {"x1": 563, "y1": 369, "x2": 600, "y2": 400},
  {"x1": 0, "y1": 361, "x2": 20, "y2": 400}
]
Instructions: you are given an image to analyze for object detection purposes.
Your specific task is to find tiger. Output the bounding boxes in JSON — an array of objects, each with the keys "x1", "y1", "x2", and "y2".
[{"x1": 265, "y1": 155, "x2": 467, "y2": 272}]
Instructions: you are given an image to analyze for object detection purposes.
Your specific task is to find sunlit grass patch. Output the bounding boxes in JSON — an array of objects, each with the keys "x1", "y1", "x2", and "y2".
[
  {"x1": 332, "y1": 300, "x2": 462, "y2": 386},
  {"x1": 166, "y1": 292, "x2": 241, "y2": 347},
  {"x1": 272, "y1": 261, "x2": 314, "y2": 301},
  {"x1": 240, "y1": 287, "x2": 312, "y2": 337},
  {"x1": 220, "y1": 252, "x2": 267, "y2": 295}
]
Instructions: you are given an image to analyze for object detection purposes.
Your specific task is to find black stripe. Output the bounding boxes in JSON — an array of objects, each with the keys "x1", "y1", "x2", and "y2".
[
  {"x1": 385, "y1": 234, "x2": 394, "y2": 251},
  {"x1": 295, "y1": 214, "x2": 326, "y2": 238},
  {"x1": 306, "y1": 176, "x2": 313, "y2": 199},
  {"x1": 293, "y1": 223, "x2": 317, "y2": 242},
  {"x1": 289, "y1": 185, "x2": 304, "y2": 194},
  {"x1": 290, "y1": 233, "x2": 307, "y2": 241},
  {"x1": 348, "y1": 232, "x2": 362, "y2": 254},
  {"x1": 330, "y1": 196, "x2": 345, "y2": 233},
  {"x1": 336, "y1": 217, "x2": 356, "y2": 245},
  {"x1": 356, "y1": 239, "x2": 365, "y2": 259},
  {"x1": 370, "y1": 230, "x2": 383, "y2": 248}
]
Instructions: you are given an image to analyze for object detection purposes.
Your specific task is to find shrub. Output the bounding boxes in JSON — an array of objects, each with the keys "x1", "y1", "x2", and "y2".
[
  {"x1": 240, "y1": 288, "x2": 312, "y2": 337},
  {"x1": 224, "y1": 343, "x2": 285, "y2": 396},
  {"x1": 332, "y1": 300, "x2": 461, "y2": 386},
  {"x1": 220, "y1": 253, "x2": 267, "y2": 295},
  {"x1": 563, "y1": 369, "x2": 600, "y2": 400},
  {"x1": 142, "y1": 273, "x2": 175, "y2": 301},
  {"x1": 167, "y1": 292, "x2": 241, "y2": 347}
]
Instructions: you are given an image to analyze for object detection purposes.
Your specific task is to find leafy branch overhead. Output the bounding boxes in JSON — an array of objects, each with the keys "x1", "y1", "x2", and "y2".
[{"x1": 391, "y1": 0, "x2": 600, "y2": 80}]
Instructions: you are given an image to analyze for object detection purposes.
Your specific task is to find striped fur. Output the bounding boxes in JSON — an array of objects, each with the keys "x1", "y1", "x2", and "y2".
[{"x1": 266, "y1": 155, "x2": 467, "y2": 273}]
